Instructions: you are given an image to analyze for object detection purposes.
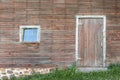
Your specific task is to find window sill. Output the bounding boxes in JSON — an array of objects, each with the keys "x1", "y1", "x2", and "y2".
[{"x1": 20, "y1": 42, "x2": 40, "y2": 44}]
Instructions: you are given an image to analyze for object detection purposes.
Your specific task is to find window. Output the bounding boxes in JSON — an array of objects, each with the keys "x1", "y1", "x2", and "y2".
[{"x1": 20, "y1": 26, "x2": 40, "y2": 43}]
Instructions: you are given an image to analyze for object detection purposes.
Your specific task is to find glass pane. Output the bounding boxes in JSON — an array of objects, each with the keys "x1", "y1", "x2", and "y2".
[{"x1": 23, "y1": 28, "x2": 38, "y2": 42}]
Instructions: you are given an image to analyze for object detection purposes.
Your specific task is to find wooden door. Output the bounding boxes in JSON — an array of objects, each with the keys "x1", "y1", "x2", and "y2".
[{"x1": 78, "y1": 18, "x2": 104, "y2": 67}]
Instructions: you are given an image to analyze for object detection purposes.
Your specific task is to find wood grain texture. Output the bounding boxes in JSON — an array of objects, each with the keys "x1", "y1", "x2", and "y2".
[
  {"x1": 78, "y1": 19, "x2": 103, "y2": 67},
  {"x1": 0, "y1": 0, "x2": 119, "y2": 67}
]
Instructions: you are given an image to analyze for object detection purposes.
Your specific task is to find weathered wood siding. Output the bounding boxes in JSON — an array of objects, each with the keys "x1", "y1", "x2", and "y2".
[{"x1": 0, "y1": 0, "x2": 120, "y2": 67}]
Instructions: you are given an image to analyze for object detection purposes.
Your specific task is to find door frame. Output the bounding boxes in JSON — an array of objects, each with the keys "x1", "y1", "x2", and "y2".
[{"x1": 75, "y1": 15, "x2": 106, "y2": 67}]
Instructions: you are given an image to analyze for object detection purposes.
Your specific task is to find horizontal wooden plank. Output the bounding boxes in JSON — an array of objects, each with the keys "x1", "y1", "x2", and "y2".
[
  {"x1": 51, "y1": 57, "x2": 75, "y2": 62},
  {"x1": 0, "y1": 63, "x2": 56, "y2": 68},
  {"x1": 0, "y1": 57, "x2": 51, "y2": 64},
  {"x1": 14, "y1": 2, "x2": 26, "y2": 9},
  {"x1": 0, "y1": 3, "x2": 14, "y2": 9}
]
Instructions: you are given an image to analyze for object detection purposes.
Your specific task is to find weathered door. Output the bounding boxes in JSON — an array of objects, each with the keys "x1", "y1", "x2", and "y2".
[{"x1": 77, "y1": 18, "x2": 104, "y2": 67}]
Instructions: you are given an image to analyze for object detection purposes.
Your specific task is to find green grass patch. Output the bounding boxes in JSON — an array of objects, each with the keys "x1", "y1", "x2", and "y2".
[{"x1": 9, "y1": 64, "x2": 120, "y2": 80}]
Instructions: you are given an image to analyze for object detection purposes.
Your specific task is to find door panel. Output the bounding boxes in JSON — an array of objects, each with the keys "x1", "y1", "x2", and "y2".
[{"x1": 78, "y1": 18, "x2": 103, "y2": 67}]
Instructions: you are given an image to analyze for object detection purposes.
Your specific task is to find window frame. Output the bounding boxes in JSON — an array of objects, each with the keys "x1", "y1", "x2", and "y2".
[{"x1": 19, "y1": 25, "x2": 41, "y2": 43}]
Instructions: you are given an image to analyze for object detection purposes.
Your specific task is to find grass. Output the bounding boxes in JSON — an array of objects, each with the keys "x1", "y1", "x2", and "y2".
[{"x1": 9, "y1": 63, "x2": 120, "y2": 80}]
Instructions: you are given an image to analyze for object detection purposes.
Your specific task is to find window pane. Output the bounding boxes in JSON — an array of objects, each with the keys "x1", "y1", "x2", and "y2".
[{"x1": 23, "y1": 28, "x2": 38, "y2": 42}]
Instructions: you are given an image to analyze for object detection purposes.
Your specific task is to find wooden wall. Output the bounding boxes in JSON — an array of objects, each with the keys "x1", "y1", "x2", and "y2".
[{"x1": 0, "y1": 0, "x2": 120, "y2": 67}]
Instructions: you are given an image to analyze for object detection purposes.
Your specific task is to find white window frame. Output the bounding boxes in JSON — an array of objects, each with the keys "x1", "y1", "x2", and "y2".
[
  {"x1": 19, "y1": 25, "x2": 41, "y2": 43},
  {"x1": 75, "y1": 15, "x2": 106, "y2": 67}
]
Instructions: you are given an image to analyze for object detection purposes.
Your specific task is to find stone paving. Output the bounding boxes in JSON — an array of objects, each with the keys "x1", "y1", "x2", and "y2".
[{"x1": 0, "y1": 67, "x2": 54, "y2": 80}]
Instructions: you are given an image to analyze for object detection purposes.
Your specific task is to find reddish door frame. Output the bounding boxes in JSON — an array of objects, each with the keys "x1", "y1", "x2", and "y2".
[{"x1": 75, "y1": 15, "x2": 106, "y2": 67}]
